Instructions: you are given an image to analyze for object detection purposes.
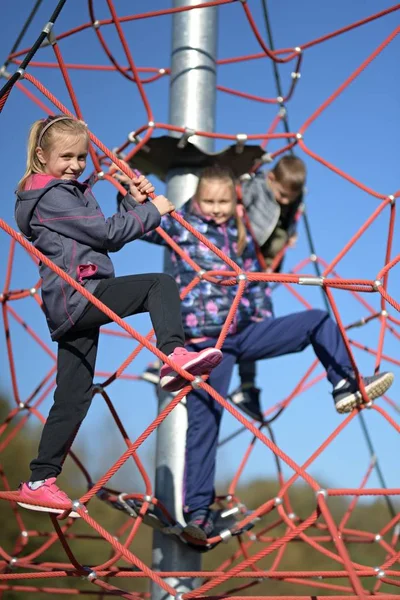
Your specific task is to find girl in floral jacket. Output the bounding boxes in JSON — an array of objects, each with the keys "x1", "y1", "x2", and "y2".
[{"x1": 138, "y1": 165, "x2": 393, "y2": 542}]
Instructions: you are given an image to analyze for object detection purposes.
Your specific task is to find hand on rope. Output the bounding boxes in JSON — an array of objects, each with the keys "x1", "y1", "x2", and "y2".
[{"x1": 114, "y1": 168, "x2": 175, "y2": 215}]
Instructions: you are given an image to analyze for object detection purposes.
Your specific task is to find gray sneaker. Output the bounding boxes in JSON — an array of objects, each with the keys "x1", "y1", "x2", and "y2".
[{"x1": 333, "y1": 371, "x2": 394, "y2": 414}]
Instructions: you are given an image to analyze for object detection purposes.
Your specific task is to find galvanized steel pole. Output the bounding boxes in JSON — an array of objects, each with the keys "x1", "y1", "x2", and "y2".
[{"x1": 151, "y1": 2, "x2": 218, "y2": 599}]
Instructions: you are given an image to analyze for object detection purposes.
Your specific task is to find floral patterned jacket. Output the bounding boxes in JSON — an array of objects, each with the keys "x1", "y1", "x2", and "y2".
[{"x1": 143, "y1": 201, "x2": 273, "y2": 339}]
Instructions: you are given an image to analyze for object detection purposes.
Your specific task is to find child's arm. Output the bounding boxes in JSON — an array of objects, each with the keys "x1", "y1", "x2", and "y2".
[
  {"x1": 117, "y1": 174, "x2": 184, "y2": 246},
  {"x1": 33, "y1": 182, "x2": 171, "y2": 252},
  {"x1": 240, "y1": 172, "x2": 280, "y2": 248}
]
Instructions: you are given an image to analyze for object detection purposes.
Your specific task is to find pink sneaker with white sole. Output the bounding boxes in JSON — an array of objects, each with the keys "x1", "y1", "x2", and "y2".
[
  {"x1": 160, "y1": 347, "x2": 223, "y2": 392},
  {"x1": 17, "y1": 478, "x2": 83, "y2": 518}
]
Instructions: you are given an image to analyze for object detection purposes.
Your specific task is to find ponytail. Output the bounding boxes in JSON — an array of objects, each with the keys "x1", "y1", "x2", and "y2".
[{"x1": 18, "y1": 120, "x2": 46, "y2": 191}]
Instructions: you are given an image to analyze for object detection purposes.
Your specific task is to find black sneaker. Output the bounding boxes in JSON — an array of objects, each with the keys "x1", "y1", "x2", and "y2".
[
  {"x1": 228, "y1": 385, "x2": 264, "y2": 422},
  {"x1": 97, "y1": 489, "x2": 173, "y2": 531},
  {"x1": 333, "y1": 371, "x2": 394, "y2": 414},
  {"x1": 184, "y1": 509, "x2": 219, "y2": 542},
  {"x1": 141, "y1": 360, "x2": 161, "y2": 386}
]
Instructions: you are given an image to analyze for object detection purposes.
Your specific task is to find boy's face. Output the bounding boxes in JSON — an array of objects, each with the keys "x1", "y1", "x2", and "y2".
[{"x1": 267, "y1": 172, "x2": 300, "y2": 206}]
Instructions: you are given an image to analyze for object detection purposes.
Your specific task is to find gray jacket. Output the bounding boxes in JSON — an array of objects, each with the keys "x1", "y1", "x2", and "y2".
[
  {"x1": 241, "y1": 172, "x2": 301, "y2": 247},
  {"x1": 15, "y1": 179, "x2": 161, "y2": 341}
]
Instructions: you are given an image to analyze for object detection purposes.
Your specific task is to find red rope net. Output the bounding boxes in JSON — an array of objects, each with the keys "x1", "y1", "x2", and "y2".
[{"x1": 0, "y1": 1, "x2": 399, "y2": 598}]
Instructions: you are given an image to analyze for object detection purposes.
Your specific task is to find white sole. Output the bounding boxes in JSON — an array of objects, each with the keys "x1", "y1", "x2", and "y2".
[
  {"x1": 160, "y1": 348, "x2": 222, "y2": 391},
  {"x1": 17, "y1": 501, "x2": 81, "y2": 518},
  {"x1": 335, "y1": 372, "x2": 394, "y2": 414},
  {"x1": 141, "y1": 373, "x2": 160, "y2": 385}
]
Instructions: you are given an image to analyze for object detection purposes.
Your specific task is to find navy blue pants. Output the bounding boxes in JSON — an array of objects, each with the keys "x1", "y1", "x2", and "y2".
[{"x1": 183, "y1": 309, "x2": 353, "y2": 513}]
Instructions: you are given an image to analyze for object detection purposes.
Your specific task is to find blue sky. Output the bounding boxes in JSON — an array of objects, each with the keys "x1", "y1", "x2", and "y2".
[{"x1": 0, "y1": 0, "x2": 399, "y2": 504}]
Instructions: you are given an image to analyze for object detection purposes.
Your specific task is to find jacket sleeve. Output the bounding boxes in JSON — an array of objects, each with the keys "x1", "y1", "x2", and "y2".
[
  {"x1": 241, "y1": 172, "x2": 274, "y2": 208},
  {"x1": 35, "y1": 182, "x2": 161, "y2": 252},
  {"x1": 240, "y1": 173, "x2": 280, "y2": 247}
]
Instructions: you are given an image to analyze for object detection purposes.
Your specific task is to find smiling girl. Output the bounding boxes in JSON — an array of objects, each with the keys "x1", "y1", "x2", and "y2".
[{"x1": 14, "y1": 115, "x2": 222, "y2": 516}]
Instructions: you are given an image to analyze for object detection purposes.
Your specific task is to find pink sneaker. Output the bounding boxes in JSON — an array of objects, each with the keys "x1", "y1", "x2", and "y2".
[
  {"x1": 17, "y1": 478, "x2": 82, "y2": 518},
  {"x1": 160, "y1": 347, "x2": 223, "y2": 392}
]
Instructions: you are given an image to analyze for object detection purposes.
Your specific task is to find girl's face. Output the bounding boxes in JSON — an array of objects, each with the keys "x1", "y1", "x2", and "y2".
[
  {"x1": 196, "y1": 178, "x2": 236, "y2": 225},
  {"x1": 36, "y1": 133, "x2": 89, "y2": 181}
]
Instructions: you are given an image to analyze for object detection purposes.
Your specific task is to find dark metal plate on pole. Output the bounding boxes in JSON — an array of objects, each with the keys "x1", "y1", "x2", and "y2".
[{"x1": 126, "y1": 135, "x2": 267, "y2": 181}]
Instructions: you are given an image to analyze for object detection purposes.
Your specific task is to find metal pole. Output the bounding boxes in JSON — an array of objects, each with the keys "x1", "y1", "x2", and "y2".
[{"x1": 151, "y1": 2, "x2": 218, "y2": 600}]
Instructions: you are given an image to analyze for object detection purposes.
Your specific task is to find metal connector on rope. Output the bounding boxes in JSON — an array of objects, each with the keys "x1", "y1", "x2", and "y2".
[
  {"x1": 261, "y1": 152, "x2": 273, "y2": 164},
  {"x1": 298, "y1": 276, "x2": 325, "y2": 286},
  {"x1": 92, "y1": 384, "x2": 104, "y2": 394},
  {"x1": 177, "y1": 127, "x2": 196, "y2": 149},
  {"x1": 118, "y1": 493, "x2": 138, "y2": 518},
  {"x1": 0, "y1": 65, "x2": 11, "y2": 80},
  {"x1": 81, "y1": 567, "x2": 97, "y2": 582},
  {"x1": 191, "y1": 376, "x2": 203, "y2": 389},
  {"x1": 127, "y1": 131, "x2": 150, "y2": 153},
  {"x1": 40, "y1": 22, "x2": 56, "y2": 47},
  {"x1": 219, "y1": 529, "x2": 232, "y2": 542},
  {"x1": 373, "y1": 279, "x2": 382, "y2": 291},
  {"x1": 42, "y1": 21, "x2": 54, "y2": 35},
  {"x1": 235, "y1": 133, "x2": 247, "y2": 154}
]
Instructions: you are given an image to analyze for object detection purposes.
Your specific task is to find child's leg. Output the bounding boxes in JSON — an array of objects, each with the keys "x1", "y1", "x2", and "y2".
[
  {"x1": 75, "y1": 274, "x2": 185, "y2": 355},
  {"x1": 75, "y1": 274, "x2": 221, "y2": 391},
  {"x1": 184, "y1": 347, "x2": 236, "y2": 516},
  {"x1": 30, "y1": 274, "x2": 183, "y2": 481},
  {"x1": 238, "y1": 310, "x2": 393, "y2": 412},
  {"x1": 238, "y1": 309, "x2": 353, "y2": 385},
  {"x1": 230, "y1": 360, "x2": 263, "y2": 422},
  {"x1": 29, "y1": 327, "x2": 99, "y2": 481},
  {"x1": 238, "y1": 360, "x2": 257, "y2": 386}
]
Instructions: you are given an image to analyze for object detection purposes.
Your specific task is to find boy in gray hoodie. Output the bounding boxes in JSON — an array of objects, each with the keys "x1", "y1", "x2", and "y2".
[{"x1": 229, "y1": 156, "x2": 306, "y2": 422}]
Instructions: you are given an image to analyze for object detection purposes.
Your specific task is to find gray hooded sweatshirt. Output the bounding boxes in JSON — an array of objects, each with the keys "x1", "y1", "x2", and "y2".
[
  {"x1": 15, "y1": 177, "x2": 161, "y2": 341},
  {"x1": 241, "y1": 172, "x2": 301, "y2": 247}
]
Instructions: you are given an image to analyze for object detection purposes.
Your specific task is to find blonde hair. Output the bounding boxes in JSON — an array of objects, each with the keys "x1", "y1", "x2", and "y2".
[
  {"x1": 18, "y1": 115, "x2": 89, "y2": 191},
  {"x1": 271, "y1": 155, "x2": 306, "y2": 193},
  {"x1": 194, "y1": 165, "x2": 247, "y2": 257}
]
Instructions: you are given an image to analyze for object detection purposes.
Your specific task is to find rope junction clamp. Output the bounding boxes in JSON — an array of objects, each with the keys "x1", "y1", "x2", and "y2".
[
  {"x1": 298, "y1": 276, "x2": 324, "y2": 286},
  {"x1": 177, "y1": 127, "x2": 196, "y2": 149},
  {"x1": 235, "y1": 133, "x2": 247, "y2": 154},
  {"x1": 261, "y1": 152, "x2": 273, "y2": 164},
  {"x1": 191, "y1": 376, "x2": 204, "y2": 389}
]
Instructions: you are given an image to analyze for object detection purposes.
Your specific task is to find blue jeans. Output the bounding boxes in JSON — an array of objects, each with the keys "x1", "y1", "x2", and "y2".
[{"x1": 184, "y1": 309, "x2": 353, "y2": 513}]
